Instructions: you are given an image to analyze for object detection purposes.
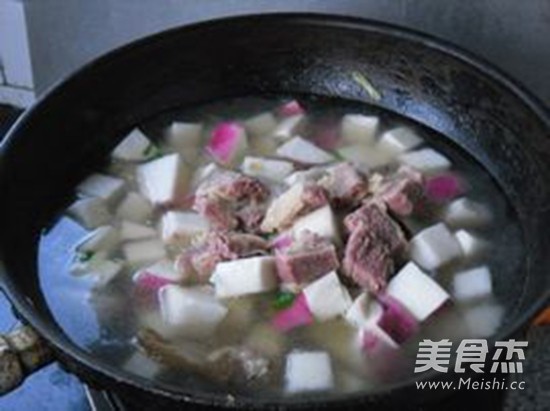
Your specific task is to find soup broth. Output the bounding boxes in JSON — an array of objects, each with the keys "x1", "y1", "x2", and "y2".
[{"x1": 39, "y1": 96, "x2": 523, "y2": 399}]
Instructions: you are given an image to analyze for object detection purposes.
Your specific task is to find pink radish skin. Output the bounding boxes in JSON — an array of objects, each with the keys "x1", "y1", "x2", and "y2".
[
  {"x1": 270, "y1": 232, "x2": 293, "y2": 251},
  {"x1": 376, "y1": 294, "x2": 419, "y2": 344},
  {"x1": 272, "y1": 293, "x2": 313, "y2": 332},
  {"x1": 424, "y1": 173, "x2": 465, "y2": 202},
  {"x1": 207, "y1": 122, "x2": 247, "y2": 165},
  {"x1": 278, "y1": 100, "x2": 305, "y2": 117}
]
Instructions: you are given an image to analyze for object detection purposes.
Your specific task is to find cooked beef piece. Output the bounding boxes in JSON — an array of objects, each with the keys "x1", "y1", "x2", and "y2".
[
  {"x1": 193, "y1": 171, "x2": 269, "y2": 230},
  {"x1": 236, "y1": 202, "x2": 268, "y2": 233},
  {"x1": 275, "y1": 230, "x2": 339, "y2": 284},
  {"x1": 175, "y1": 231, "x2": 269, "y2": 282},
  {"x1": 374, "y1": 166, "x2": 424, "y2": 216},
  {"x1": 260, "y1": 182, "x2": 328, "y2": 232},
  {"x1": 319, "y1": 162, "x2": 369, "y2": 207},
  {"x1": 137, "y1": 329, "x2": 272, "y2": 384},
  {"x1": 343, "y1": 202, "x2": 407, "y2": 292}
]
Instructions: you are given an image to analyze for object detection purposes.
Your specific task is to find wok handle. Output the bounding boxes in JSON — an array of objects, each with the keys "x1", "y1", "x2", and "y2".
[{"x1": 0, "y1": 325, "x2": 53, "y2": 395}]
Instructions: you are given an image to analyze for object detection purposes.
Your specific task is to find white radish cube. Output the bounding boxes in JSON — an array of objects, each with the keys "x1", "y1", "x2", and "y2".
[
  {"x1": 341, "y1": 114, "x2": 378, "y2": 145},
  {"x1": 444, "y1": 198, "x2": 492, "y2": 228},
  {"x1": 161, "y1": 211, "x2": 209, "y2": 245},
  {"x1": 345, "y1": 292, "x2": 383, "y2": 328},
  {"x1": 137, "y1": 153, "x2": 191, "y2": 207},
  {"x1": 398, "y1": 148, "x2": 451, "y2": 174},
  {"x1": 165, "y1": 122, "x2": 203, "y2": 153},
  {"x1": 213, "y1": 256, "x2": 278, "y2": 298},
  {"x1": 76, "y1": 226, "x2": 119, "y2": 255},
  {"x1": 410, "y1": 223, "x2": 463, "y2": 270},
  {"x1": 120, "y1": 221, "x2": 157, "y2": 241},
  {"x1": 123, "y1": 350, "x2": 162, "y2": 379},
  {"x1": 360, "y1": 323, "x2": 399, "y2": 355},
  {"x1": 284, "y1": 167, "x2": 326, "y2": 186},
  {"x1": 67, "y1": 197, "x2": 111, "y2": 229},
  {"x1": 77, "y1": 173, "x2": 126, "y2": 205},
  {"x1": 159, "y1": 285, "x2": 228, "y2": 339},
  {"x1": 112, "y1": 128, "x2": 152, "y2": 162},
  {"x1": 123, "y1": 239, "x2": 166, "y2": 267},
  {"x1": 386, "y1": 262, "x2": 450, "y2": 321},
  {"x1": 292, "y1": 205, "x2": 340, "y2": 245},
  {"x1": 455, "y1": 229, "x2": 487, "y2": 258},
  {"x1": 276, "y1": 136, "x2": 335, "y2": 164},
  {"x1": 244, "y1": 112, "x2": 277, "y2": 137},
  {"x1": 241, "y1": 156, "x2": 294, "y2": 182},
  {"x1": 272, "y1": 114, "x2": 304, "y2": 141},
  {"x1": 207, "y1": 122, "x2": 248, "y2": 166},
  {"x1": 303, "y1": 272, "x2": 352, "y2": 321},
  {"x1": 452, "y1": 266, "x2": 493, "y2": 301},
  {"x1": 463, "y1": 302, "x2": 503, "y2": 337},
  {"x1": 377, "y1": 127, "x2": 423, "y2": 155},
  {"x1": 336, "y1": 144, "x2": 393, "y2": 170},
  {"x1": 285, "y1": 351, "x2": 334, "y2": 393},
  {"x1": 192, "y1": 162, "x2": 222, "y2": 187},
  {"x1": 116, "y1": 192, "x2": 153, "y2": 223}
]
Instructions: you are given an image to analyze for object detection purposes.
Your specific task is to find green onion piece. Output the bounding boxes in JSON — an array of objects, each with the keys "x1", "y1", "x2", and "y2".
[
  {"x1": 77, "y1": 251, "x2": 94, "y2": 263},
  {"x1": 351, "y1": 71, "x2": 382, "y2": 101},
  {"x1": 273, "y1": 292, "x2": 296, "y2": 310}
]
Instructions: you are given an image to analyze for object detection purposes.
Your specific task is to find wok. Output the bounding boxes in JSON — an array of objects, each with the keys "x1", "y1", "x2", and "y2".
[{"x1": 0, "y1": 13, "x2": 549, "y2": 410}]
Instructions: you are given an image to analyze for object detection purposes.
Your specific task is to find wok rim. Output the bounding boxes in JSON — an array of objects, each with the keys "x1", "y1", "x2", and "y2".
[{"x1": 1, "y1": 12, "x2": 549, "y2": 409}]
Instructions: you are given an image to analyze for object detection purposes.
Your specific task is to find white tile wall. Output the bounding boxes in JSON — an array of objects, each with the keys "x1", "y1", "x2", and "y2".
[{"x1": 0, "y1": 0, "x2": 35, "y2": 107}]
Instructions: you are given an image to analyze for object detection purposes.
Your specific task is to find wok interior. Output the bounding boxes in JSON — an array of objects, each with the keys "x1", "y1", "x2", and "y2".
[{"x1": 1, "y1": 15, "x2": 550, "y2": 407}]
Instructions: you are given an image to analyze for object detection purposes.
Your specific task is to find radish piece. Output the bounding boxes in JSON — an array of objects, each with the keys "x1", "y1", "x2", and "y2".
[
  {"x1": 123, "y1": 350, "x2": 162, "y2": 379},
  {"x1": 133, "y1": 260, "x2": 185, "y2": 292},
  {"x1": 359, "y1": 323, "x2": 399, "y2": 355},
  {"x1": 341, "y1": 114, "x2": 378, "y2": 145},
  {"x1": 278, "y1": 100, "x2": 305, "y2": 117},
  {"x1": 137, "y1": 153, "x2": 191, "y2": 207},
  {"x1": 285, "y1": 350, "x2": 334, "y2": 393},
  {"x1": 191, "y1": 162, "x2": 222, "y2": 187},
  {"x1": 77, "y1": 173, "x2": 126, "y2": 205},
  {"x1": 444, "y1": 197, "x2": 492, "y2": 228},
  {"x1": 410, "y1": 222, "x2": 463, "y2": 270},
  {"x1": 112, "y1": 128, "x2": 152, "y2": 162},
  {"x1": 377, "y1": 127, "x2": 423, "y2": 155},
  {"x1": 123, "y1": 239, "x2": 167, "y2": 267},
  {"x1": 120, "y1": 221, "x2": 157, "y2": 241},
  {"x1": 272, "y1": 293, "x2": 314, "y2": 332},
  {"x1": 161, "y1": 211, "x2": 209, "y2": 246},
  {"x1": 67, "y1": 197, "x2": 110, "y2": 229},
  {"x1": 241, "y1": 156, "x2": 294, "y2": 182},
  {"x1": 284, "y1": 166, "x2": 326, "y2": 186},
  {"x1": 165, "y1": 122, "x2": 202, "y2": 151},
  {"x1": 386, "y1": 262, "x2": 450, "y2": 321},
  {"x1": 345, "y1": 292, "x2": 383, "y2": 329},
  {"x1": 212, "y1": 256, "x2": 278, "y2": 298},
  {"x1": 159, "y1": 285, "x2": 228, "y2": 339},
  {"x1": 452, "y1": 266, "x2": 492, "y2": 302},
  {"x1": 292, "y1": 205, "x2": 340, "y2": 245},
  {"x1": 207, "y1": 121, "x2": 248, "y2": 166},
  {"x1": 302, "y1": 271, "x2": 352, "y2": 321},
  {"x1": 116, "y1": 192, "x2": 154, "y2": 223},
  {"x1": 244, "y1": 112, "x2": 277, "y2": 137},
  {"x1": 336, "y1": 144, "x2": 393, "y2": 170},
  {"x1": 455, "y1": 229, "x2": 487, "y2": 258},
  {"x1": 398, "y1": 148, "x2": 451, "y2": 175},
  {"x1": 424, "y1": 173, "x2": 465, "y2": 202},
  {"x1": 376, "y1": 295, "x2": 419, "y2": 344},
  {"x1": 75, "y1": 226, "x2": 119, "y2": 255},
  {"x1": 276, "y1": 136, "x2": 335, "y2": 164},
  {"x1": 272, "y1": 114, "x2": 304, "y2": 141},
  {"x1": 463, "y1": 302, "x2": 503, "y2": 337},
  {"x1": 270, "y1": 232, "x2": 294, "y2": 251}
]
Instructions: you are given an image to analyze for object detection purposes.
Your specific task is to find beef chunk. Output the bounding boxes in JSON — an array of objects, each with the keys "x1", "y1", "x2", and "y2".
[
  {"x1": 343, "y1": 202, "x2": 407, "y2": 292},
  {"x1": 193, "y1": 171, "x2": 269, "y2": 230},
  {"x1": 261, "y1": 183, "x2": 328, "y2": 232},
  {"x1": 374, "y1": 166, "x2": 424, "y2": 216},
  {"x1": 275, "y1": 231, "x2": 339, "y2": 284},
  {"x1": 319, "y1": 162, "x2": 369, "y2": 207},
  {"x1": 175, "y1": 231, "x2": 269, "y2": 282}
]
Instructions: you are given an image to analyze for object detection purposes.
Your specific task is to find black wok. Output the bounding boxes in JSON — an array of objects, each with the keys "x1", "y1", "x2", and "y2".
[{"x1": 0, "y1": 13, "x2": 549, "y2": 410}]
